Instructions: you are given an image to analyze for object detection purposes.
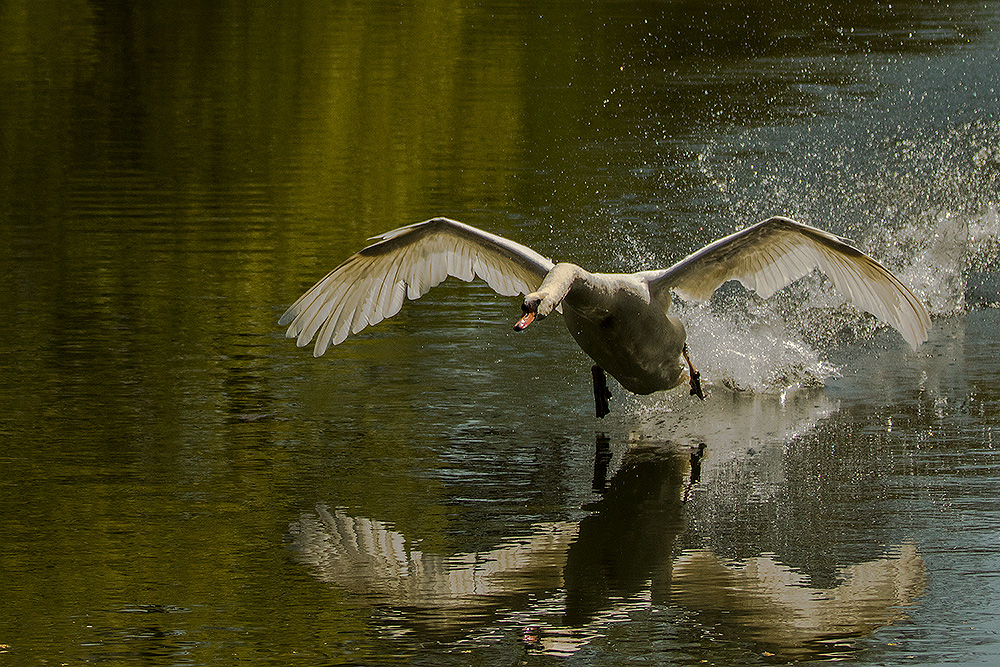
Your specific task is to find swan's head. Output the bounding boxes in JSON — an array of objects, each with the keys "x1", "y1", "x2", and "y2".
[
  {"x1": 513, "y1": 292, "x2": 555, "y2": 331},
  {"x1": 514, "y1": 264, "x2": 579, "y2": 331}
]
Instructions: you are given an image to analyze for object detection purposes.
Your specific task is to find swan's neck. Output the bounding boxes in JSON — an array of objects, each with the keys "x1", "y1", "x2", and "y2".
[{"x1": 531, "y1": 263, "x2": 585, "y2": 316}]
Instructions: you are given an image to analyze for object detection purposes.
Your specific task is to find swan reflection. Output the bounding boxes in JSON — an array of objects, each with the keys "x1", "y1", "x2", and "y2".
[{"x1": 292, "y1": 441, "x2": 925, "y2": 657}]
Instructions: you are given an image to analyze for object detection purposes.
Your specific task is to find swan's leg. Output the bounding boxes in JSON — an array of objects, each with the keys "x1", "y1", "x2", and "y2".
[
  {"x1": 682, "y1": 345, "x2": 705, "y2": 400},
  {"x1": 591, "y1": 365, "x2": 612, "y2": 418}
]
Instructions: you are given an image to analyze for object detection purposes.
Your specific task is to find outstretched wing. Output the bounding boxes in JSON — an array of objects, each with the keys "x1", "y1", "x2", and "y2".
[
  {"x1": 280, "y1": 217, "x2": 555, "y2": 355},
  {"x1": 643, "y1": 216, "x2": 930, "y2": 349}
]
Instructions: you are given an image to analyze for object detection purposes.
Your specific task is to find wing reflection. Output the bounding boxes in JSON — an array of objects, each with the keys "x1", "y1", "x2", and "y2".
[
  {"x1": 293, "y1": 437, "x2": 925, "y2": 657},
  {"x1": 293, "y1": 506, "x2": 578, "y2": 632},
  {"x1": 671, "y1": 545, "x2": 927, "y2": 658}
]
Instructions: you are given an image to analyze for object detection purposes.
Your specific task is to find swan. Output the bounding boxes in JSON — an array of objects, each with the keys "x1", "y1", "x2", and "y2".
[{"x1": 280, "y1": 216, "x2": 930, "y2": 417}]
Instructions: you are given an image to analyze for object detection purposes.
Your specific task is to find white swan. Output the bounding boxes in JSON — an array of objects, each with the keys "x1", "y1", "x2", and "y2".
[{"x1": 280, "y1": 217, "x2": 930, "y2": 416}]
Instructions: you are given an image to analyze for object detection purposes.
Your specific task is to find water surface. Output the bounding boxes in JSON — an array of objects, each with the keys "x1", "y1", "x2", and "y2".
[{"x1": 2, "y1": 1, "x2": 1000, "y2": 665}]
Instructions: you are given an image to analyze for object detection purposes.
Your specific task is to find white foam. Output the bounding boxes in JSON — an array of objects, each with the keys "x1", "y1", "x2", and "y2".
[{"x1": 672, "y1": 296, "x2": 841, "y2": 394}]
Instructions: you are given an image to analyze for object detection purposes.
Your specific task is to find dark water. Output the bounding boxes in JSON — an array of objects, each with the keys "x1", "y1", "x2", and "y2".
[{"x1": 2, "y1": 1, "x2": 1000, "y2": 665}]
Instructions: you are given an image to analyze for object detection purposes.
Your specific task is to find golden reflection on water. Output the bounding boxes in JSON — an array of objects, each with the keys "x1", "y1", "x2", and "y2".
[{"x1": 294, "y1": 511, "x2": 924, "y2": 658}]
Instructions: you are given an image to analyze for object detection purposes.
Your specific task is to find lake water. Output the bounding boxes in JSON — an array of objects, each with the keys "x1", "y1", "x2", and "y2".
[{"x1": 3, "y1": 1, "x2": 1000, "y2": 665}]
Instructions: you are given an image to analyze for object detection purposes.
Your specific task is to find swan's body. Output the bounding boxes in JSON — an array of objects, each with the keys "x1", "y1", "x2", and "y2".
[
  {"x1": 540, "y1": 264, "x2": 689, "y2": 395},
  {"x1": 281, "y1": 217, "x2": 929, "y2": 415}
]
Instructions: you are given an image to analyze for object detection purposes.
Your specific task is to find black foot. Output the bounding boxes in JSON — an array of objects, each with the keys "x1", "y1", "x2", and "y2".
[
  {"x1": 689, "y1": 369, "x2": 705, "y2": 400},
  {"x1": 592, "y1": 365, "x2": 611, "y2": 418},
  {"x1": 682, "y1": 344, "x2": 706, "y2": 400}
]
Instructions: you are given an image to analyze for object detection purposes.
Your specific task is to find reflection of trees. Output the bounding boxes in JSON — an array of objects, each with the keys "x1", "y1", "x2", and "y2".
[
  {"x1": 3, "y1": 0, "x2": 986, "y2": 251},
  {"x1": 293, "y1": 440, "x2": 925, "y2": 657}
]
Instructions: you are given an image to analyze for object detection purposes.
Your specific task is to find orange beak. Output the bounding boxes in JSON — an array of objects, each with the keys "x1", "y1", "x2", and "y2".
[{"x1": 514, "y1": 312, "x2": 536, "y2": 331}]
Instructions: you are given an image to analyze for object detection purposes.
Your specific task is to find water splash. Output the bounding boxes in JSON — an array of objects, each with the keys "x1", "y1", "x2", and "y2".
[
  {"x1": 660, "y1": 120, "x2": 1000, "y2": 393},
  {"x1": 673, "y1": 296, "x2": 841, "y2": 394},
  {"x1": 890, "y1": 203, "x2": 1000, "y2": 314}
]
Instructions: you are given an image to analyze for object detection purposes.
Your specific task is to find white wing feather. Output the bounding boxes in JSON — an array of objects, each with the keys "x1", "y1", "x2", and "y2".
[
  {"x1": 644, "y1": 216, "x2": 930, "y2": 350},
  {"x1": 280, "y1": 218, "x2": 555, "y2": 356}
]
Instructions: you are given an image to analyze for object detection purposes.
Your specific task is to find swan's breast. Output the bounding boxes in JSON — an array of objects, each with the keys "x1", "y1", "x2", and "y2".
[{"x1": 561, "y1": 283, "x2": 687, "y2": 394}]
